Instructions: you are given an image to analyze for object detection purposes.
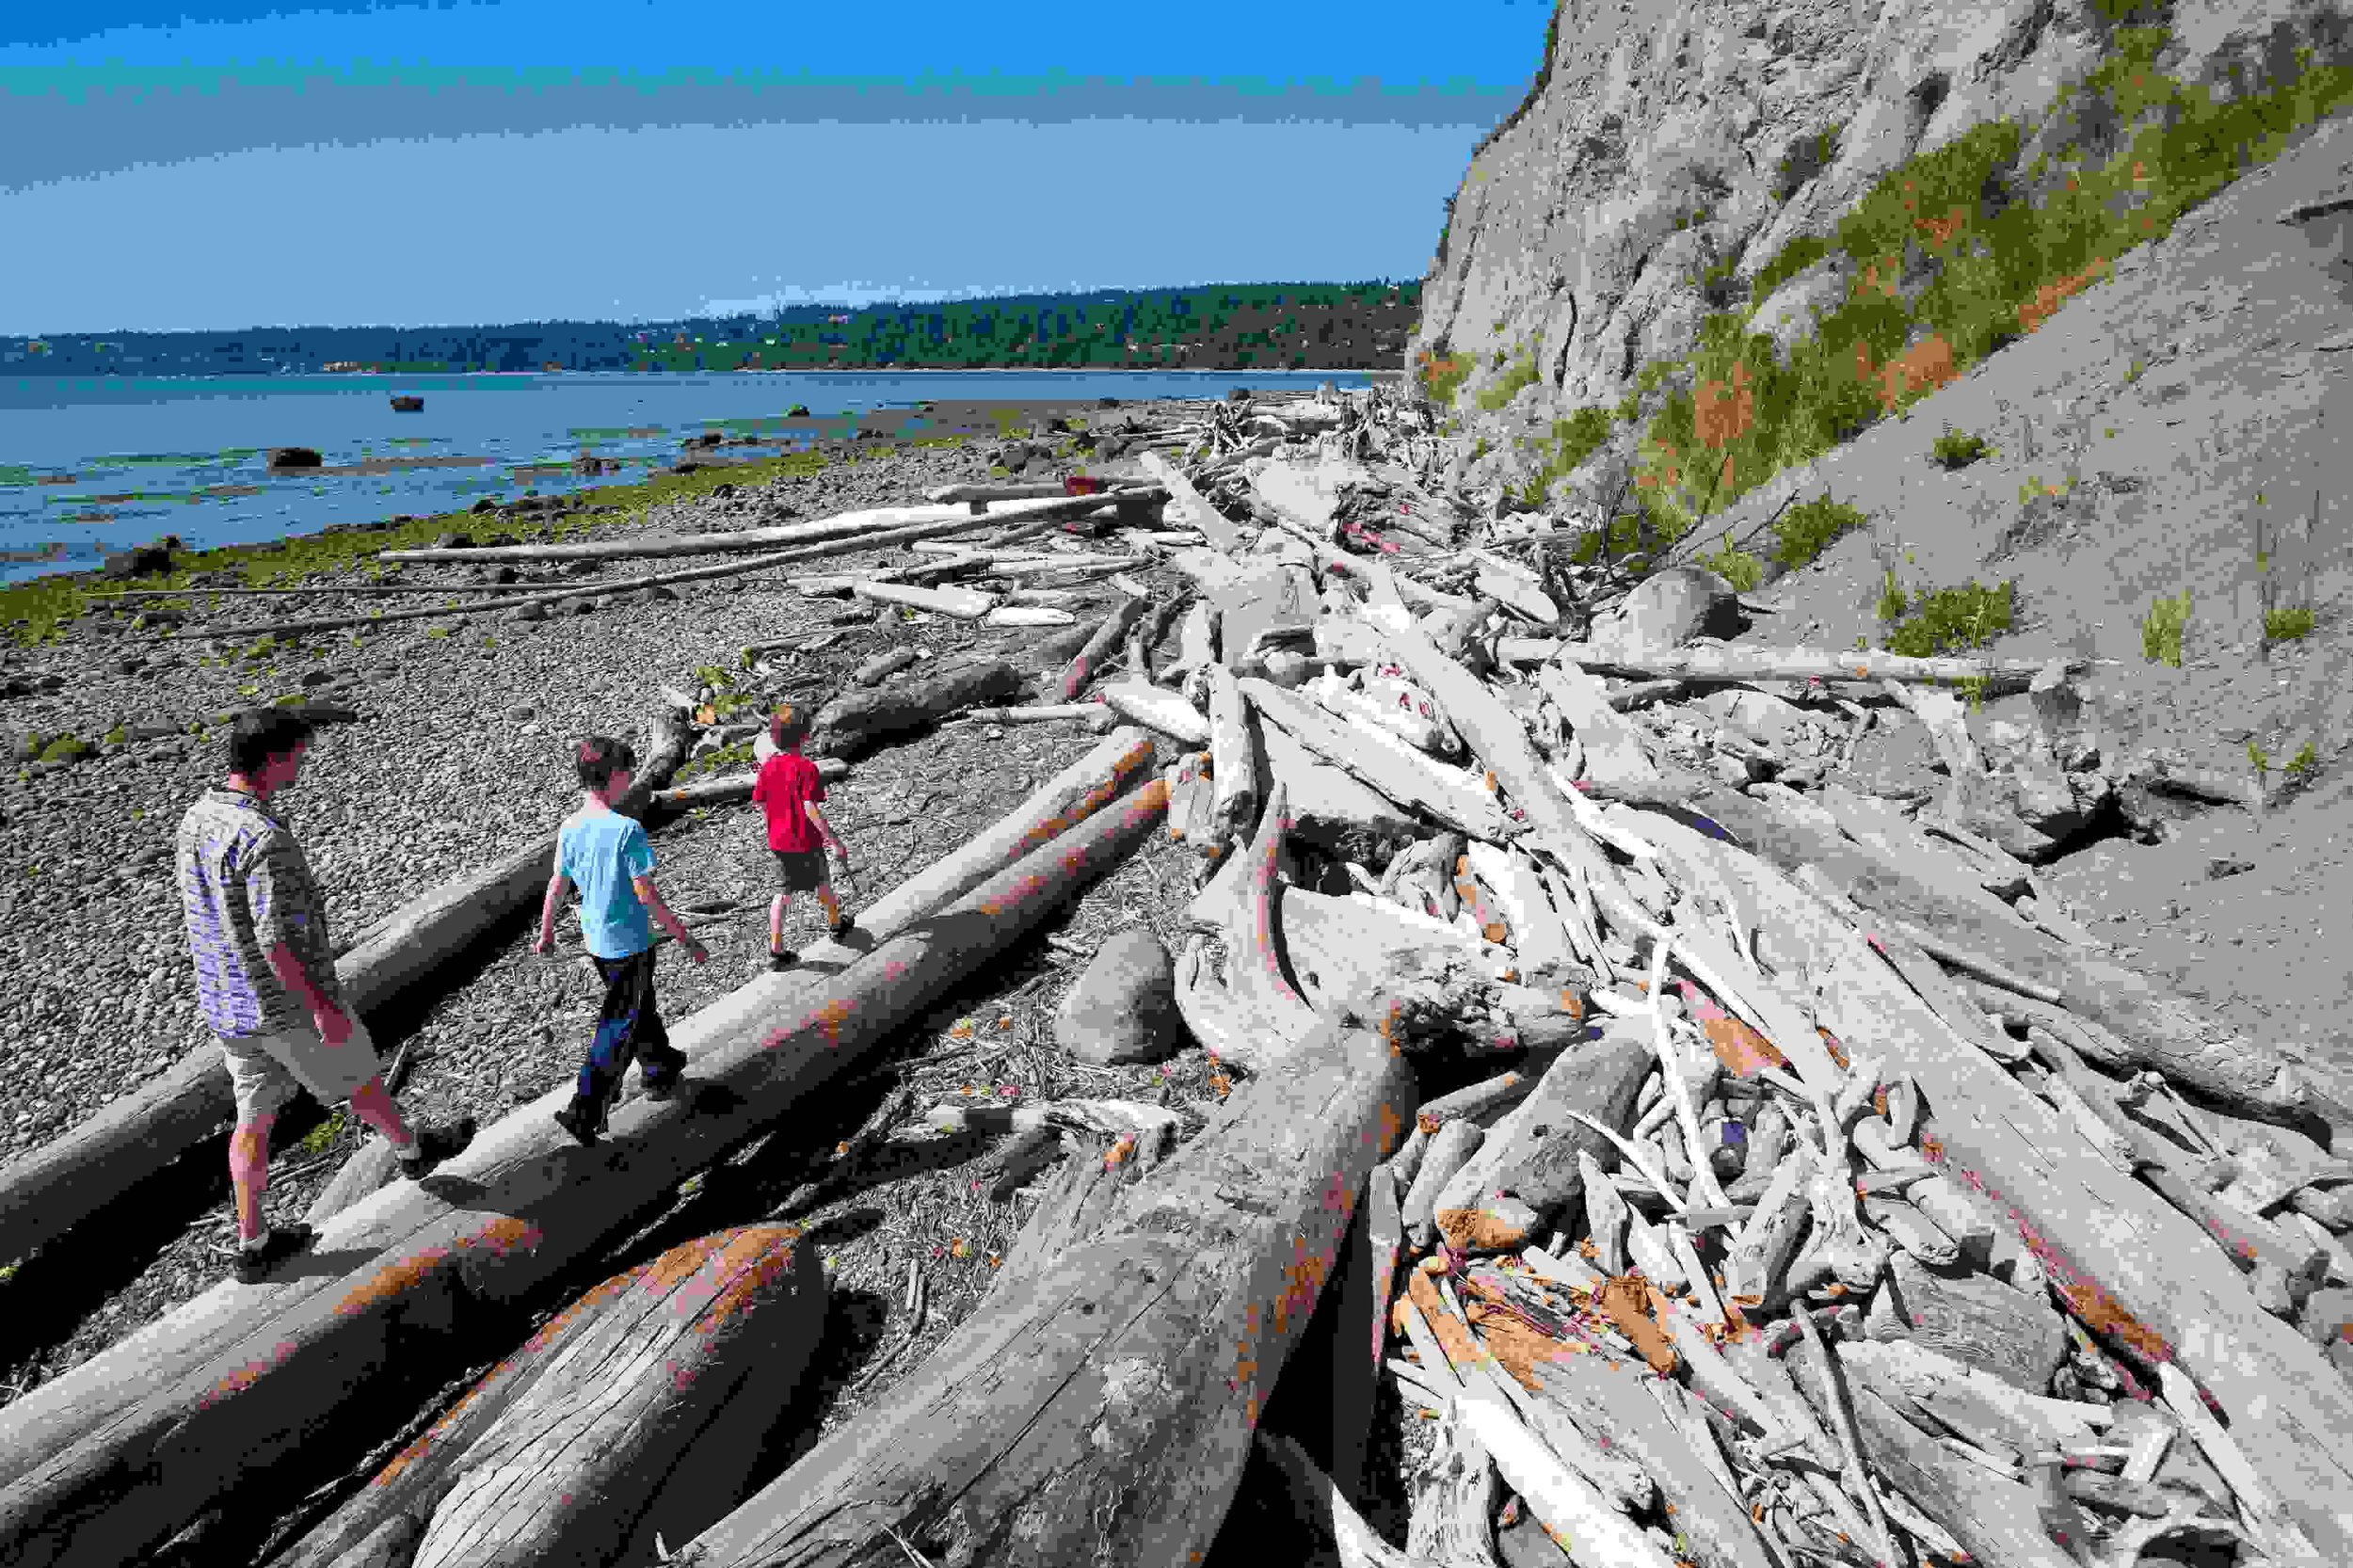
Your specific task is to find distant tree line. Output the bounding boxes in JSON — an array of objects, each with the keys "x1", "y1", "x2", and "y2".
[{"x1": 4, "y1": 281, "x2": 1419, "y2": 376}]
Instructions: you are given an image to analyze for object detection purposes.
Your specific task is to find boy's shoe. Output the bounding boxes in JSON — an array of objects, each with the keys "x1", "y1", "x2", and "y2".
[
  {"x1": 827, "y1": 914, "x2": 856, "y2": 938},
  {"x1": 552, "y1": 1099, "x2": 601, "y2": 1148},
  {"x1": 641, "y1": 1048, "x2": 688, "y2": 1102},
  {"x1": 767, "y1": 947, "x2": 795, "y2": 972},
  {"x1": 231, "y1": 1223, "x2": 316, "y2": 1285},
  {"x1": 395, "y1": 1116, "x2": 478, "y2": 1179}
]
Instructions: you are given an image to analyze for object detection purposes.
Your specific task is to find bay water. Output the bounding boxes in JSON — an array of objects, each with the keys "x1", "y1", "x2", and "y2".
[{"x1": 0, "y1": 368, "x2": 1375, "y2": 586}]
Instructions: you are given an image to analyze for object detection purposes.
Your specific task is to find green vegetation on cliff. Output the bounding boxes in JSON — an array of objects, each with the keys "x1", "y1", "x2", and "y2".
[{"x1": 1503, "y1": 22, "x2": 2353, "y2": 570}]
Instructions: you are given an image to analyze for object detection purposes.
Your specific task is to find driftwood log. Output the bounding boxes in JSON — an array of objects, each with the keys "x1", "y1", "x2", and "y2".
[
  {"x1": 1138, "y1": 451, "x2": 1247, "y2": 552},
  {"x1": 1495, "y1": 640, "x2": 2094, "y2": 694},
  {"x1": 0, "y1": 782, "x2": 1168, "y2": 1568},
  {"x1": 1685, "y1": 785, "x2": 2352, "y2": 1140},
  {"x1": 376, "y1": 488, "x2": 1160, "y2": 565},
  {"x1": 808, "y1": 659, "x2": 1023, "y2": 758},
  {"x1": 276, "y1": 1226, "x2": 825, "y2": 1568},
  {"x1": 0, "y1": 709, "x2": 689, "y2": 1271},
  {"x1": 154, "y1": 499, "x2": 1157, "y2": 644},
  {"x1": 671, "y1": 1016, "x2": 1416, "y2": 1567},
  {"x1": 1640, "y1": 786, "x2": 2353, "y2": 1558},
  {"x1": 1056, "y1": 597, "x2": 1149, "y2": 701},
  {"x1": 1241, "y1": 676, "x2": 1512, "y2": 841}
]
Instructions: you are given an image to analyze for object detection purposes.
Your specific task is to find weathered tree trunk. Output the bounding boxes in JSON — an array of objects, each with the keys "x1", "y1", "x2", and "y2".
[
  {"x1": 1431, "y1": 1024, "x2": 1654, "y2": 1253},
  {"x1": 809, "y1": 659, "x2": 1024, "y2": 758},
  {"x1": 671, "y1": 1016, "x2": 1416, "y2": 1568},
  {"x1": 1099, "y1": 682, "x2": 1210, "y2": 745},
  {"x1": 1241, "y1": 677, "x2": 1512, "y2": 841},
  {"x1": 1055, "y1": 598, "x2": 1149, "y2": 700},
  {"x1": 275, "y1": 1226, "x2": 824, "y2": 1568},
  {"x1": 1496, "y1": 640, "x2": 2093, "y2": 694},
  {"x1": 850, "y1": 726, "x2": 1157, "y2": 944},
  {"x1": 645, "y1": 758, "x2": 851, "y2": 817},
  {"x1": 0, "y1": 782, "x2": 1167, "y2": 1568},
  {"x1": 1687, "y1": 785, "x2": 2352, "y2": 1140},
  {"x1": 1642, "y1": 785, "x2": 2353, "y2": 1560},
  {"x1": 165, "y1": 513, "x2": 1112, "y2": 643},
  {"x1": 851, "y1": 580, "x2": 1000, "y2": 619},
  {"x1": 1138, "y1": 452, "x2": 1247, "y2": 552},
  {"x1": 377, "y1": 489, "x2": 1160, "y2": 565},
  {"x1": 0, "y1": 711, "x2": 688, "y2": 1272}
]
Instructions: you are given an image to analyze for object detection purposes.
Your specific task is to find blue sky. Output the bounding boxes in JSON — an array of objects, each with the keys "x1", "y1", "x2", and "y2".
[{"x1": 3, "y1": 0, "x2": 1546, "y2": 334}]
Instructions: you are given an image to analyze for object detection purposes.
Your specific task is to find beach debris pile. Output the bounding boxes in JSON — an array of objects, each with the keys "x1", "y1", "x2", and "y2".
[
  {"x1": 12, "y1": 387, "x2": 2353, "y2": 1568},
  {"x1": 1005, "y1": 380, "x2": 2353, "y2": 1567}
]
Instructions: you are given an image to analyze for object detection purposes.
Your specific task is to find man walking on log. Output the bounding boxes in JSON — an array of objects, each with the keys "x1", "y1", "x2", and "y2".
[{"x1": 176, "y1": 709, "x2": 479, "y2": 1284}]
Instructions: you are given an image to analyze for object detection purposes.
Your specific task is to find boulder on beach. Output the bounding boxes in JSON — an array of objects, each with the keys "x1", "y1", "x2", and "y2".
[
  {"x1": 1054, "y1": 927, "x2": 1179, "y2": 1065},
  {"x1": 684, "y1": 431, "x2": 724, "y2": 449},
  {"x1": 101, "y1": 543, "x2": 174, "y2": 581},
  {"x1": 1590, "y1": 564, "x2": 1743, "y2": 654},
  {"x1": 266, "y1": 447, "x2": 324, "y2": 470}
]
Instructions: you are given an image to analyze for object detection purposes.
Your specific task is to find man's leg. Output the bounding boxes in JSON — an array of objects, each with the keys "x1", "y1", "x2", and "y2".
[
  {"x1": 347, "y1": 1076, "x2": 414, "y2": 1150},
  {"x1": 228, "y1": 1113, "x2": 276, "y2": 1244}
]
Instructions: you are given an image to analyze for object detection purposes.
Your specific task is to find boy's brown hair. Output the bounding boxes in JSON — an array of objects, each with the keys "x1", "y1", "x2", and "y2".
[
  {"x1": 768, "y1": 704, "x2": 811, "y2": 751},
  {"x1": 573, "y1": 735, "x2": 637, "y2": 792}
]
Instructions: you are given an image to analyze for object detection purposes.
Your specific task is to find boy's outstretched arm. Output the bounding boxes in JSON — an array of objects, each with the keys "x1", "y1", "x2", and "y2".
[
  {"x1": 632, "y1": 873, "x2": 708, "y2": 963},
  {"x1": 805, "y1": 801, "x2": 850, "y2": 862},
  {"x1": 533, "y1": 871, "x2": 572, "y2": 954}
]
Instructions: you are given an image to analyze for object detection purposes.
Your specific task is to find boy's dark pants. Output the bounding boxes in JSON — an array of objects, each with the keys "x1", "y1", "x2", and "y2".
[{"x1": 574, "y1": 948, "x2": 686, "y2": 1128}]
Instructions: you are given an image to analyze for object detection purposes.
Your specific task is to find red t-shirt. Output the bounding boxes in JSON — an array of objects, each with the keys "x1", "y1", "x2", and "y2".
[{"x1": 752, "y1": 751, "x2": 826, "y2": 853}]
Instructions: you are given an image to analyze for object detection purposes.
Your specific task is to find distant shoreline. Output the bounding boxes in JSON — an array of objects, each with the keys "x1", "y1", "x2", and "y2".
[{"x1": 5, "y1": 366, "x2": 1407, "y2": 381}]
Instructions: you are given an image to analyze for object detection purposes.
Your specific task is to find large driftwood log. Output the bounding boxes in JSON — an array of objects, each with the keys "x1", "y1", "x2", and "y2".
[
  {"x1": 808, "y1": 659, "x2": 1023, "y2": 758},
  {"x1": 1495, "y1": 640, "x2": 2095, "y2": 693},
  {"x1": 378, "y1": 488, "x2": 1161, "y2": 564},
  {"x1": 1431, "y1": 1023, "x2": 1655, "y2": 1253},
  {"x1": 157, "y1": 501, "x2": 1157, "y2": 644},
  {"x1": 0, "y1": 710, "x2": 689, "y2": 1272},
  {"x1": 672, "y1": 1016, "x2": 1417, "y2": 1567},
  {"x1": 0, "y1": 783, "x2": 1168, "y2": 1568},
  {"x1": 1686, "y1": 785, "x2": 2352, "y2": 1140},
  {"x1": 850, "y1": 726, "x2": 1158, "y2": 944},
  {"x1": 1644, "y1": 787, "x2": 2353, "y2": 1559},
  {"x1": 1519, "y1": 1353, "x2": 1780, "y2": 1568},
  {"x1": 1241, "y1": 676, "x2": 1513, "y2": 840},
  {"x1": 276, "y1": 1226, "x2": 824, "y2": 1568},
  {"x1": 1056, "y1": 597, "x2": 1149, "y2": 701},
  {"x1": 1138, "y1": 452, "x2": 1247, "y2": 552},
  {"x1": 851, "y1": 580, "x2": 999, "y2": 619},
  {"x1": 1099, "y1": 682, "x2": 1210, "y2": 745}
]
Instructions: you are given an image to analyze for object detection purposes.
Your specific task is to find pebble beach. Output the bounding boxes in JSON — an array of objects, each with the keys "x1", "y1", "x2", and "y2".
[{"x1": 0, "y1": 404, "x2": 1209, "y2": 1406}]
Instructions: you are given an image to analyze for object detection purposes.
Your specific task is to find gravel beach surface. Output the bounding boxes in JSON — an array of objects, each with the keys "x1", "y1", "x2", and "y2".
[{"x1": 0, "y1": 400, "x2": 1208, "y2": 1400}]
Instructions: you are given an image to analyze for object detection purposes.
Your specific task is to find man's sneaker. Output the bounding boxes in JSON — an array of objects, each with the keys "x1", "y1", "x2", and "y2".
[
  {"x1": 552, "y1": 1099, "x2": 600, "y2": 1148},
  {"x1": 232, "y1": 1223, "x2": 315, "y2": 1284},
  {"x1": 395, "y1": 1116, "x2": 478, "y2": 1178},
  {"x1": 827, "y1": 914, "x2": 856, "y2": 938},
  {"x1": 767, "y1": 947, "x2": 795, "y2": 972}
]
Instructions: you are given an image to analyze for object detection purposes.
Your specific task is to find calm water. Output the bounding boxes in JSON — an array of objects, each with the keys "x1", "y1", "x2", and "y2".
[{"x1": 0, "y1": 369, "x2": 1374, "y2": 586}]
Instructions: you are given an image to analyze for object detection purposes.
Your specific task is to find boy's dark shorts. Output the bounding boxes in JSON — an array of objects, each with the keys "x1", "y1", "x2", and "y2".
[{"x1": 772, "y1": 847, "x2": 826, "y2": 893}]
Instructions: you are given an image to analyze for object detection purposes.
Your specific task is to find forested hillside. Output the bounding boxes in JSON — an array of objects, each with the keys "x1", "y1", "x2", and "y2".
[{"x1": 4, "y1": 281, "x2": 1417, "y2": 376}]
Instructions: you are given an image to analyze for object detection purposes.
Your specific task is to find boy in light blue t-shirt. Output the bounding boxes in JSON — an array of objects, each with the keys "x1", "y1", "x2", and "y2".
[{"x1": 533, "y1": 735, "x2": 707, "y2": 1146}]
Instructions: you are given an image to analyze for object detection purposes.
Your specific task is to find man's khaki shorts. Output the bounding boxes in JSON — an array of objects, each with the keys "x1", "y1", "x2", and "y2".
[{"x1": 218, "y1": 1013, "x2": 382, "y2": 1123}]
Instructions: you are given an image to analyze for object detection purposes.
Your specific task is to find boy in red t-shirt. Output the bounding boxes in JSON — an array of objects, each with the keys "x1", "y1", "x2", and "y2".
[{"x1": 752, "y1": 704, "x2": 854, "y2": 969}]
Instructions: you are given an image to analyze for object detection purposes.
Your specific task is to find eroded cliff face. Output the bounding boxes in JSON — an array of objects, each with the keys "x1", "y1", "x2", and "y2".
[{"x1": 1412, "y1": 0, "x2": 2335, "y2": 502}]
